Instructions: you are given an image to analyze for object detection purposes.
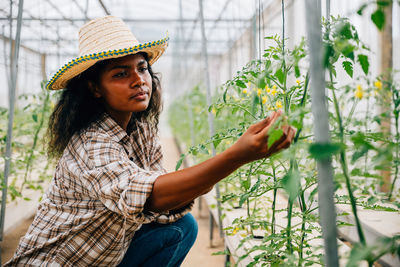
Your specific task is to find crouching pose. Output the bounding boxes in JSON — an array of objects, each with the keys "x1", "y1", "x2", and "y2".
[{"x1": 5, "y1": 16, "x2": 295, "y2": 267}]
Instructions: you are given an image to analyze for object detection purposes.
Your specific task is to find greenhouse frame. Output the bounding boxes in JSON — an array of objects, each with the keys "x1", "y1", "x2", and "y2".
[{"x1": 0, "y1": 0, "x2": 399, "y2": 266}]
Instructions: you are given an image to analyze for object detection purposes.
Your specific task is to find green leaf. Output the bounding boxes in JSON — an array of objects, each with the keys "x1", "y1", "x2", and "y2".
[
  {"x1": 175, "y1": 153, "x2": 185, "y2": 171},
  {"x1": 274, "y1": 68, "x2": 285, "y2": 84},
  {"x1": 323, "y1": 44, "x2": 334, "y2": 68},
  {"x1": 251, "y1": 94, "x2": 259, "y2": 116},
  {"x1": 236, "y1": 79, "x2": 247, "y2": 88},
  {"x1": 357, "y1": 3, "x2": 368, "y2": 15},
  {"x1": 339, "y1": 22, "x2": 353, "y2": 39},
  {"x1": 371, "y1": 8, "x2": 385, "y2": 30},
  {"x1": 213, "y1": 139, "x2": 221, "y2": 149},
  {"x1": 294, "y1": 64, "x2": 300, "y2": 78},
  {"x1": 308, "y1": 142, "x2": 343, "y2": 160},
  {"x1": 267, "y1": 128, "x2": 283, "y2": 149},
  {"x1": 281, "y1": 169, "x2": 301, "y2": 202},
  {"x1": 198, "y1": 144, "x2": 209, "y2": 154},
  {"x1": 342, "y1": 61, "x2": 353, "y2": 77},
  {"x1": 357, "y1": 54, "x2": 369, "y2": 75},
  {"x1": 32, "y1": 113, "x2": 38, "y2": 122},
  {"x1": 377, "y1": 0, "x2": 391, "y2": 7}
]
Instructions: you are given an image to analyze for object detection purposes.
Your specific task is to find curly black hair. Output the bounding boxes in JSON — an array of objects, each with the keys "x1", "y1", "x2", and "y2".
[{"x1": 47, "y1": 53, "x2": 162, "y2": 158}]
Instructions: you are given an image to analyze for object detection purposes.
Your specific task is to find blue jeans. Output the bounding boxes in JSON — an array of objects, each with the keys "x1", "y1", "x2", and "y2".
[{"x1": 118, "y1": 213, "x2": 198, "y2": 267}]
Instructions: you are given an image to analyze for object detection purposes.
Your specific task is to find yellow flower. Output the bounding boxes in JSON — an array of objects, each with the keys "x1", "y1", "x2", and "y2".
[
  {"x1": 247, "y1": 82, "x2": 251, "y2": 87},
  {"x1": 374, "y1": 80, "x2": 382, "y2": 90},
  {"x1": 262, "y1": 96, "x2": 268, "y2": 104},
  {"x1": 272, "y1": 85, "x2": 277, "y2": 89},
  {"x1": 296, "y1": 79, "x2": 301, "y2": 85},
  {"x1": 265, "y1": 85, "x2": 271, "y2": 93},
  {"x1": 232, "y1": 226, "x2": 240, "y2": 235},
  {"x1": 355, "y1": 85, "x2": 363, "y2": 99},
  {"x1": 276, "y1": 100, "x2": 283, "y2": 109},
  {"x1": 271, "y1": 88, "x2": 277, "y2": 96},
  {"x1": 225, "y1": 140, "x2": 232, "y2": 145},
  {"x1": 212, "y1": 107, "x2": 217, "y2": 114},
  {"x1": 257, "y1": 89, "x2": 262, "y2": 96},
  {"x1": 242, "y1": 89, "x2": 248, "y2": 94},
  {"x1": 267, "y1": 104, "x2": 274, "y2": 111}
]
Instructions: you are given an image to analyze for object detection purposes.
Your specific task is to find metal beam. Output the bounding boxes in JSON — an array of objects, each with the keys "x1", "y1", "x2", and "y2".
[
  {"x1": 72, "y1": 0, "x2": 89, "y2": 21},
  {"x1": 0, "y1": 17, "x2": 251, "y2": 23},
  {"x1": 20, "y1": 37, "x2": 233, "y2": 44},
  {"x1": 98, "y1": 0, "x2": 111, "y2": 15}
]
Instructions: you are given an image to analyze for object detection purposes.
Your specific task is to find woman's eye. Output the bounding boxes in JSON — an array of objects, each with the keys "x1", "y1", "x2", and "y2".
[
  {"x1": 139, "y1": 67, "x2": 148, "y2": 72},
  {"x1": 113, "y1": 71, "x2": 127, "y2": 78}
]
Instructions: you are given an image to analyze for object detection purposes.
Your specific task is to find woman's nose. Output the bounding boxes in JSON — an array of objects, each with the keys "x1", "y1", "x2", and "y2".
[{"x1": 130, "y1": 72, "x2": 145, "y2": 87}]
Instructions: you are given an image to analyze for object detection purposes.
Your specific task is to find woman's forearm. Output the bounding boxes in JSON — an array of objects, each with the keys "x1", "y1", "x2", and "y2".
[{"x1": 145, "y1": 145, "x2": 243, "y2": 212}]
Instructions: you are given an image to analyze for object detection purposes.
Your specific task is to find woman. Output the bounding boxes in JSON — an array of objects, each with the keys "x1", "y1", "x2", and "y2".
[{"x1": 5, "y1": 16, "x2": 295, "y2": 267}]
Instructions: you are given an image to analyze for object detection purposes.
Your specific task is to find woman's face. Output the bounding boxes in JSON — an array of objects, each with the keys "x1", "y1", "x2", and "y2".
[{"x1": 94, "y1": 53, "x2": 153, "y2": 121}]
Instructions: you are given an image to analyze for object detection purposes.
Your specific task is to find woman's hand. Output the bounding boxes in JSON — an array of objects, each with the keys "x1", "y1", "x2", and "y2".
[{"x1": 227, "y1": 110, "x2": 295, "y2": 165}]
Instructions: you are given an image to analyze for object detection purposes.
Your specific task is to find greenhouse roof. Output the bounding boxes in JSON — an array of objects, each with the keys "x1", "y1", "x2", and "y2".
[{"x1": 0, "y1": 0, "x2": 264, "y2": 58}]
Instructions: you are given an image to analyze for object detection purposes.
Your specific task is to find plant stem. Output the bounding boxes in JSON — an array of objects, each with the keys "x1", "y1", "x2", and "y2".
[
  {"x1": 298, "y1": 190, "x2": 307, "y2": 266},
  {"x1": 271, "y1": 161, "x2": 277, "y2": 235},
  {"x1": 286, "y1": 196, "x2": 293, "y2": 253},
  {"x1": 330, "y1": 74, "x2": 366, "y2": 245}
]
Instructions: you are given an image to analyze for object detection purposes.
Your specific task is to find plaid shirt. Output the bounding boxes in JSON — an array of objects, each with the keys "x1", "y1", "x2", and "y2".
[{"x1": 5, "y1": 113, "x2": 192, "y2": 267}]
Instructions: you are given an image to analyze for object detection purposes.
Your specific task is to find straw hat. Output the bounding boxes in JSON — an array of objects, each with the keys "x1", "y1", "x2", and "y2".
[{"x1": 46, "y1": 16, "x2": 169, "y2": 90}]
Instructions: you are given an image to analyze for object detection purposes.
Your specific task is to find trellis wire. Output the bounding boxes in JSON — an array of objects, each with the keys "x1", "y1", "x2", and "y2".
[{"x1": 305, "y1": 0, "x2": 339, "y2": 266}]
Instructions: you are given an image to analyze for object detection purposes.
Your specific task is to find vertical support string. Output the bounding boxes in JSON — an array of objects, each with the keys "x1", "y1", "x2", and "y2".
[{"x1": 198, "y1": 0, "x2": 224, "y2": 237}]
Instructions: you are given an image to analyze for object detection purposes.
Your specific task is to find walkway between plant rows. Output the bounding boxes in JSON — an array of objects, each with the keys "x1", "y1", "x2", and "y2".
[{"x1": 0, "y1": 122, "x2": 225, "y2": 267}]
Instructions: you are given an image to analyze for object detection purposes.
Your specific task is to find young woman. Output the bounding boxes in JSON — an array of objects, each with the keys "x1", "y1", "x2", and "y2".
[{"x1": 5, "y1": 16, "x2": 295, "y2": 267}]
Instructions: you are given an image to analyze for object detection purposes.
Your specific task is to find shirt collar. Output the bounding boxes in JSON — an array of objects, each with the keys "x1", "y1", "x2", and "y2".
[{"x1": 96, "y1": 112, "x2": 130, "y2": 143}]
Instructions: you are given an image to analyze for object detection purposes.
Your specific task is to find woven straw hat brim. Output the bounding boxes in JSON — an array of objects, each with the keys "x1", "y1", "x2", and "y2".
[{"x1": 46, "y1": 36, "x2": 168, "y2": 90}]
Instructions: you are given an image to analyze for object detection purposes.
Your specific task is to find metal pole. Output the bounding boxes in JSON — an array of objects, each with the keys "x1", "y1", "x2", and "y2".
[
  {"x1": 1, "y1": 0, "x2": 25, "y2": 241},
  {"x1": 304, "y1": 0, "x2": 338, "y2": 266},
  {"x1": 198, "y1": 0, "x2": 223, "y2": 237}
]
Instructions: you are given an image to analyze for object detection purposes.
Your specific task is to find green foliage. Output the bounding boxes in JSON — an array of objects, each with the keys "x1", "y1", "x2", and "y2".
[
  {"x1": 169, "y1": 14, "x2": 399, "y2": 267},
  {"x1": 1, "y1": 83, "x2": 57, "y2": 203}
]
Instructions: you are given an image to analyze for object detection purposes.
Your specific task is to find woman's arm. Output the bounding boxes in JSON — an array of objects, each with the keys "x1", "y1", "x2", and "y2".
[{"x1": 145, "y1": 111, "x2": 295, "y2": 212}]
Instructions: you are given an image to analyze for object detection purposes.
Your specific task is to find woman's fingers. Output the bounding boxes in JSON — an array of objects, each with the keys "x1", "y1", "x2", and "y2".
[
  {"x1": 258, "y1": 110, "x2": 282, "y2": 136},
  {"x1": 250, "y1": 111, "x2": 276, "y2": 133}
]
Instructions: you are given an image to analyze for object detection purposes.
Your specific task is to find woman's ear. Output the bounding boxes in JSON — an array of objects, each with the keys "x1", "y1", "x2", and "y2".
[{"x1": 88, "y1": 81, "x2": 102, "y2": 98}]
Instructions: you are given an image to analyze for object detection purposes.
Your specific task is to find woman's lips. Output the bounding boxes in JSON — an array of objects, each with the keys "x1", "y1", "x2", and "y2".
[{"x1": 132, "y1": 91, "x2": 147, "y2": 100}]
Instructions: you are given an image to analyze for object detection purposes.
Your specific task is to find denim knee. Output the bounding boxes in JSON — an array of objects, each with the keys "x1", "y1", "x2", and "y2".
[{"x1": 176, "y1": 213, "x2": 198, "y2": 245}]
